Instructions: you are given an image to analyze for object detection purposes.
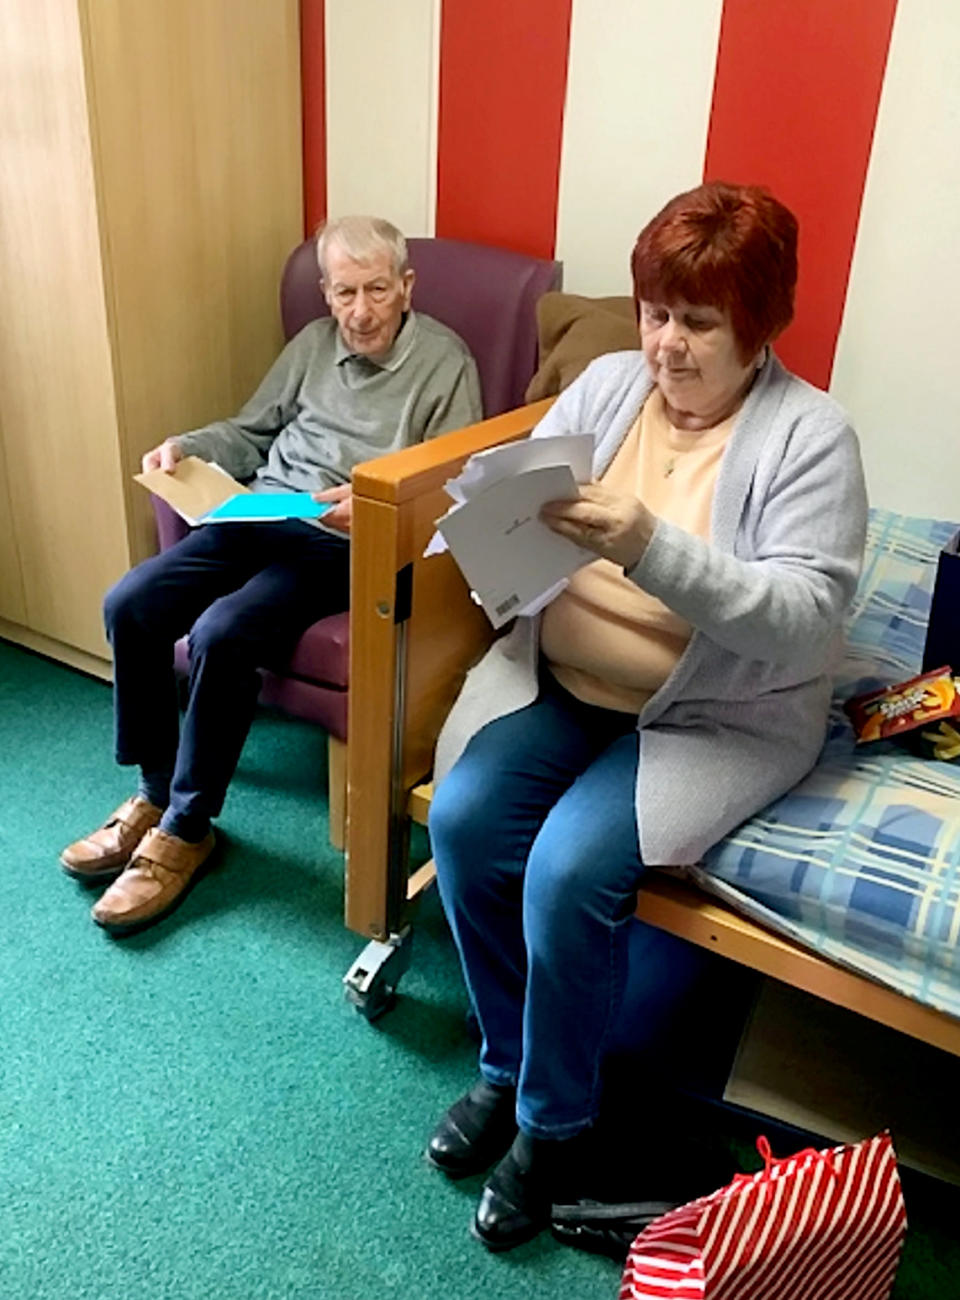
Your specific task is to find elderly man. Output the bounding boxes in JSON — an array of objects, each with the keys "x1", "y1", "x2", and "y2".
[{"x1": 61, "y1": 215, "x2": 482, "y2": 936}]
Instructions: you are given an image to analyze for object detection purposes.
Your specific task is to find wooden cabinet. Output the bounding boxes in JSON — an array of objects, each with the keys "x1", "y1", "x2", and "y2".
[{"x1": 0, "y1": 0, "x2": 302, "y2": 674}]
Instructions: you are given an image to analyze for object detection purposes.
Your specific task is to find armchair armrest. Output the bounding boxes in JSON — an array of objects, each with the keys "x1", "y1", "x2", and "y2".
[
  {"x1": 350, "y1": 397, "x2": 554, "y2": 505},
  {"x1": 346, "y1": 398, "x2": 553, "y2": 938},
  {"x1": 152, "y1": 496, "x2": 191, "y2": 551}
]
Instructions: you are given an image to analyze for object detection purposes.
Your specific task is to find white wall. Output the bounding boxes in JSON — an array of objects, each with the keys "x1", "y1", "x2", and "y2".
[
  {"x1": 830, "y1": 0, "x2": 959, "y2": 518},
  {"x1": 320, "y1": 0, "x2": 958, "y2": 521},
  {"x1": 555, "y1": 0, "x2": 724, "y2": 297},
  {"x1": 325, "y1": 0, "x2": 440, "y2": 236}
]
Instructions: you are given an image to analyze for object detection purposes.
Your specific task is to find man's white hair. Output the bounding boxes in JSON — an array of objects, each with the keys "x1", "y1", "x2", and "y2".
[{"x1": 315, "y1": 216, "x2": 409, "y2": 280}]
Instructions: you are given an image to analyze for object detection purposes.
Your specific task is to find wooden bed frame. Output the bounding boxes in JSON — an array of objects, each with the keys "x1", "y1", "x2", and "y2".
[{"x1": 343, "y1": 401, "x2": 960, "y2": 1054}]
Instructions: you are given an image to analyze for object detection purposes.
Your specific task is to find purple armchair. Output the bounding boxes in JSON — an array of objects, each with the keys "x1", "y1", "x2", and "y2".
[{"x1": 153, "y1": 236, "x2": 562, "y2": 846}]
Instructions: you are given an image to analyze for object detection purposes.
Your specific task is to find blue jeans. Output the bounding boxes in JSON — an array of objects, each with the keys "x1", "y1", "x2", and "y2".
[
  {"x1": 104, "y1": 520, "x2": 349, "y2": 840},
  {"x1": 431, "y1": 671, "x2": 715, "y2": 1139}
]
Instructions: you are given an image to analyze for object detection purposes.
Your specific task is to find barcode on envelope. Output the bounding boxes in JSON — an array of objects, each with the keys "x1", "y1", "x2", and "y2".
[{"x1": 495, "y1": 594, "x2": 520, "y2": 618}]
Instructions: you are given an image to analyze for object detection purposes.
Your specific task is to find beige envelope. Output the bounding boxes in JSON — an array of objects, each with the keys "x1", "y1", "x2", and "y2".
[{"x1": 134, "y1": 457, "x2": 250, "y2": 525}]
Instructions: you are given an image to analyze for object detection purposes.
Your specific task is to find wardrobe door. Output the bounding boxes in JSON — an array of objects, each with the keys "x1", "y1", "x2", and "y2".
[
  {"x1": 0, "y1": 424, "x2": 27, "y2": 627},
  {"x1": 0, "y1": 0, "x2": 130, "y2": 660},
  {"x1": 81, "y1": 0, "x2": 303, "y2": 565},
  {"x1": 0, "y1": 0, "x2": 302, "y2": 667}
]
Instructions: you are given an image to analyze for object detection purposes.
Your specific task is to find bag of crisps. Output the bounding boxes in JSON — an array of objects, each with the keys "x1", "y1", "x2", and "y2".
[{"x1": 844, "y1": 665, "x2": 960, "y2": 759}]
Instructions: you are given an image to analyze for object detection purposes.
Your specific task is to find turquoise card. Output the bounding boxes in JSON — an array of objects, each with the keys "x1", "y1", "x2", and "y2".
[{"x1": 200, "y1": 493, "x2": 334, "y2": 523}]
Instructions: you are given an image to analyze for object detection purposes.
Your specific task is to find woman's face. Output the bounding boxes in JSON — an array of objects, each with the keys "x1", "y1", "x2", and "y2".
[{"x1": 639, "y1": 299, "x2": 760, "y2": 429}]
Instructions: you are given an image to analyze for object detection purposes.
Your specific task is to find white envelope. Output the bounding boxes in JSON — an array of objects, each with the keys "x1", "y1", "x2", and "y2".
[{"x1": 435, "y1": 464, "x2": 594, "y2": 628}]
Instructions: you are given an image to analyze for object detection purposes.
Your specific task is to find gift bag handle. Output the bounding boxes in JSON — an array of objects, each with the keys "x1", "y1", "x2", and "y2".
[
  {"x1": 730, "y1": 1136, "x2": 839, "y2": 1200},
  {"x1": 756, "y1": 1134, "x2": 826, "y2": 1175}
]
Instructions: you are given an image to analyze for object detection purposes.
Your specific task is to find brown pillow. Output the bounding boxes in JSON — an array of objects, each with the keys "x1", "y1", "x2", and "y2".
[{"x1": 525, "y1": 292, "x2": 639, "y2": 402}]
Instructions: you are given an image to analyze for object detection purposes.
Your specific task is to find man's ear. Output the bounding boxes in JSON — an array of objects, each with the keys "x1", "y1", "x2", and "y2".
[{"x1": 401, "y1": 267, "x2": 415, "y2": 310}]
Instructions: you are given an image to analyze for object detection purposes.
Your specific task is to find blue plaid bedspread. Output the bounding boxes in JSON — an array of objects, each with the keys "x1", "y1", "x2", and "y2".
[{"x1": 696, "y1": 509, "x2": 960, "y2": 1020}]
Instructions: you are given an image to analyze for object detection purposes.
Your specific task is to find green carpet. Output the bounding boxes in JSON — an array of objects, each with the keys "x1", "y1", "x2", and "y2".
[{"x1": 1, "y1": 639, "x2": 957, "y2": 1299}]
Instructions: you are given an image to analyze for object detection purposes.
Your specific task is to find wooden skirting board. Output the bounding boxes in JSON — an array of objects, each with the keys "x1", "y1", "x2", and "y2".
[{"x1": 0, "y1": 621, "x2": 112, "y2": 682}]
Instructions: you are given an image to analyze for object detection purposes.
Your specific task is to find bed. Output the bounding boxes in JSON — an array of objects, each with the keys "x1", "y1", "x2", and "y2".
[
  {"x1": 342, "y1": 400, "x2": 960, "y2": 1054},
  {"x1": 696, "y1": 509, "x2": 960, "y2": 1021}
]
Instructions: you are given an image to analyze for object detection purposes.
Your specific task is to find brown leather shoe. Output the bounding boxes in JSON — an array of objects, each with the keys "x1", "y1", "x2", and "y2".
[
  {"x1": 60, "y1": 796, "x2": 164, "y2": 883},
  {"x1": 91, "y1": 827, "x2": 216, "y2": 935}
]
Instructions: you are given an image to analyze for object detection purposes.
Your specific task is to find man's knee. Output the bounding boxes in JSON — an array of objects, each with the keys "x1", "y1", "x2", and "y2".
[
  {"x1": 187, "y1": 601, "x2": 244, "y2": 662},
  {"x1": 103, "y1": 562, "x2": 156, "y2": 638}
]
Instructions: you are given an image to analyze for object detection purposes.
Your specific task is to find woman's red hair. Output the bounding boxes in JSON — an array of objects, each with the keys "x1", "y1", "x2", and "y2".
[{"x1": 631, "y1": 182, "x2": 798, "y2": 362}]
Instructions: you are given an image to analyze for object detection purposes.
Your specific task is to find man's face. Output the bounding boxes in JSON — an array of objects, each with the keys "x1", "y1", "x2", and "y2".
[{"x1": 321, "y1": 243, "x2": 414, "y2": 358}]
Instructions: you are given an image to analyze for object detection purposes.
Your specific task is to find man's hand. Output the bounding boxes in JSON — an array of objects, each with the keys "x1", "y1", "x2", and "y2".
[
  {"x1": 540, "y1": 483, "x2": 655, "y2": 571},
  {"x1": 141, "y1": 439, "x2": 183, "y2": 474},
  {"x1": 313, "y1": 482, "x2": 352, "y2": 534}
]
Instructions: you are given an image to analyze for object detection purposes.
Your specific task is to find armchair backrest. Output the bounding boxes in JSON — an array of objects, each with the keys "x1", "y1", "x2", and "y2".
[{"x1": 280, "y1": 236, "x2": 562, "y2": 417}]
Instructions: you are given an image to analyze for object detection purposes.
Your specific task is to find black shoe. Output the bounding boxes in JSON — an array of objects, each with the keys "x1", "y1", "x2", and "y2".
[
  {"x1": 550, "y1": 1198, "x2": 680, "y2": 1260},
  {"x1": 426, "y1": 1079, "x2": 517, "y2": 1178},
  {"x1": 473, "y1": 1130, "x2": 589, "y2": 1252}
]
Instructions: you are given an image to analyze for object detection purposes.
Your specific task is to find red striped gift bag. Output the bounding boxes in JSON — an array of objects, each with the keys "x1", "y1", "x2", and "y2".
[{"x1": 619, "y1": 1132, "x2": 906, "y2": 1300}]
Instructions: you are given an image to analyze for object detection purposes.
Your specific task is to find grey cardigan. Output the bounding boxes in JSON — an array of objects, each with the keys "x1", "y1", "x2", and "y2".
[{"x1": 434, "y1": 350, "x2": 868, "y2": 866}]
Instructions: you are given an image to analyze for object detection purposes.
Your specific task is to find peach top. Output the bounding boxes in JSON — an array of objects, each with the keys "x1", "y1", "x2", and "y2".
[{"x1": 540, "y1": 386, "x2": 735, "y2": 712}]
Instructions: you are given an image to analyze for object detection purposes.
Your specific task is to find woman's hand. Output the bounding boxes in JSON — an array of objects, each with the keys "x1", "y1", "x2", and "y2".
[
  {"x1": 312, "y1": 482, "x2": 352, "y2": 533},
  {"x1": 541, "y1": 483, "x2": 655, "y2": 570}
]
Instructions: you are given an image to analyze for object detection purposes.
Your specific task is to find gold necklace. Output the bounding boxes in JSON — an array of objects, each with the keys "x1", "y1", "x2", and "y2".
[{"x1": 664, "y1": 454, "x2": 679, "y2": 478}]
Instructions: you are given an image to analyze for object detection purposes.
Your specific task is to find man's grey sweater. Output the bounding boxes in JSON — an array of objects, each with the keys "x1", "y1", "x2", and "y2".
[{"x1": 175, "y1": 311, "x2": 482, "y2": 493}]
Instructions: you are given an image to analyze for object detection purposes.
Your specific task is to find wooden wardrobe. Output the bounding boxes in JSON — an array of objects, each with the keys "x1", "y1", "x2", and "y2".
[{"x1": 0, "y1": 0, "x2": 303, "y2": 676}]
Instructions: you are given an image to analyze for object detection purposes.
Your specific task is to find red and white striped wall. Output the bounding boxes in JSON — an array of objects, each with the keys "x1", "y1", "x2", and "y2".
[{"x1": 301, "y1": 0, "x2": 959, "y2": 519}]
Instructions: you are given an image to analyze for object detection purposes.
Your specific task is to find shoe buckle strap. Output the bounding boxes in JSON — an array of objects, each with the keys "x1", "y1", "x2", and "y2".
[{"x1": 134, "y1": 830, "x2": 203, "y2": 876}]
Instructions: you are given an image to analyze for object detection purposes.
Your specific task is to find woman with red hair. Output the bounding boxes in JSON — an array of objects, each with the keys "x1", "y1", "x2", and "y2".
[{"x1": 426, "y1": 183, "x2": 867, "y2": 1250}]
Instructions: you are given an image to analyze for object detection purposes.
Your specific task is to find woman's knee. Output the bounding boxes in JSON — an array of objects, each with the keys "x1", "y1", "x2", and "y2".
[
  {"x1": 429, "y1": 754, "x2": 533, "y2": 907},
  {"x1": 524, "y1": 819, "x2": 640, "y2": 937},
  {"x1": 523, "y1": 834, "x2": 589, "y2": 925},
  {"x1": 428, "y1": 763, "x2": 492, "y2": 867}
]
